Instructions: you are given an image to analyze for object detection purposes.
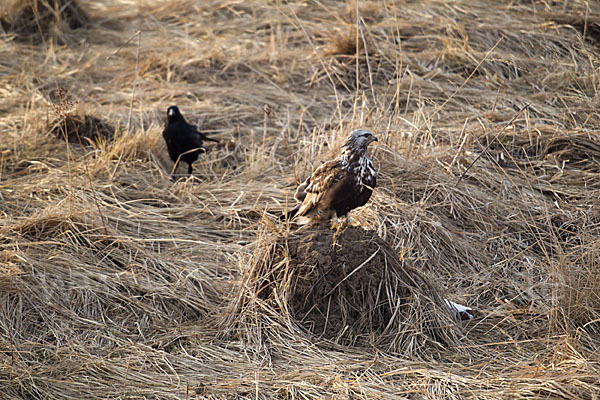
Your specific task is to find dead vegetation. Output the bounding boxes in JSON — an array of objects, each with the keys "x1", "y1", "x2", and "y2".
[
  {"x1": 49, "y1": 113, "x2": 115, "y2": 144},
  {"x1": 225, "y1": 226, "x2": 463, "y2": 356},
  {"x1": 1, "y1": 0, "x2": 600, "y2": 398},
  {"x1": 0, "y1": 0, "x2": 90, "y2": 43}
]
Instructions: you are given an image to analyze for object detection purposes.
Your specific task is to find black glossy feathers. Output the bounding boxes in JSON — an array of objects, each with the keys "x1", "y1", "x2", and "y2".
[{"x1": 162, "y1": 105, "x2": 218, "y2": 178}]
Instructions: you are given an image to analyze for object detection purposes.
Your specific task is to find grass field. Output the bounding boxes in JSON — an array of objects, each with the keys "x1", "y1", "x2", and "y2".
[{"x1": 1, "y1": 0, "x2": 600, "y2": 398}]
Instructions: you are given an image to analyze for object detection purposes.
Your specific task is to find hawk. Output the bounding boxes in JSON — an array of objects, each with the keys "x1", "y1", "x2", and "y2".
[
  {"x1": 162, "y1": 105, "x2": 218, "y2": 178},
  {"x1": 282, "y1": 129, "x2": 378, "y2": 225}
]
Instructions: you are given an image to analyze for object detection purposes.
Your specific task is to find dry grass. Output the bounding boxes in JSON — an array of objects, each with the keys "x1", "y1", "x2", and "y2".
[
  {"x1": 1, "y1": 0, "x2": 600, "y2": 398},
  {"x1": 1, "y1": 0, "x2": 90, "y2": 44},
  {"x1": 224, "y1": 226, "x2": 465, "y2": 359}
]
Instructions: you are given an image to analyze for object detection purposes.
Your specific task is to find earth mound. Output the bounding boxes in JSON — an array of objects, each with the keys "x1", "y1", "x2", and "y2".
[
  {"x1": 1, "y1": 0, "x2": 90, "y2": 43},
  {"x1": 231, "y1": 226, "x2": 464, "y2": 355},
  {"x1": 50, "y1": 114, "x2": 115, "y2": 145}
]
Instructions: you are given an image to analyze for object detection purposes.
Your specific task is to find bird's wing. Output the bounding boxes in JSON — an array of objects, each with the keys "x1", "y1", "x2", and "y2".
[
  {"x1": 183, "y1": 125, "x2": 205, "y2": 148},
  {"x1": 162, "y1": 123, "x2": 174, "y2": 143},
  {"x1": 293, "y1": 160, "x2": 337, "y2": 203},
  {"x1": 296, "y1": 161, "x2": 347, "y2": 217},
  {"x1": 201, "y1": 134, "x2": 219, "y2": 143},
  {"x1": 293, "y1": 175, "x2": 310, "y2": 203},
  {"x1": 186, "y1": 123, "x2": 219, "y2": 144}
]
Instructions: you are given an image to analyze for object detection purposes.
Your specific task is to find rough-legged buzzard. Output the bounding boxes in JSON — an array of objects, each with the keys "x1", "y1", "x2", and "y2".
[{"x1": 282, "y1": 129, "x2": 377, "y2": 225}]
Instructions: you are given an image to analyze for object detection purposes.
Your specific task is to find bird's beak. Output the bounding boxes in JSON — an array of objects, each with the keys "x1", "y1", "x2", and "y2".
[{"x1": 371, "y1": 136, "x2": 378, "y2": 142}]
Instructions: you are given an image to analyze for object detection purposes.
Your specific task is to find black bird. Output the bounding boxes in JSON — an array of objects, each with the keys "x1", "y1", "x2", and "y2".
[{"x1": 162, "y1": 105, "x2": 219, "y2": 178}]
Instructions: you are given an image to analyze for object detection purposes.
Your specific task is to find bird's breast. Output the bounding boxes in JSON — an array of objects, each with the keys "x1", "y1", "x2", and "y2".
[{"x1": 351, "y1": 156, "x2": 376, "y2": 190}]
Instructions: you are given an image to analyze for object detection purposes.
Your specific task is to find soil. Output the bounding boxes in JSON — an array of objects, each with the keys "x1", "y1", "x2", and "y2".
[
  {"x1": 50, "y1": 114, "x2": 115, "y2": 144},
  {"x1": 1, "y1": 0, "x2": 89, "y2": 42},
  {"x1": 260, "y1": 226, "x2": 459, "y2": 350}
]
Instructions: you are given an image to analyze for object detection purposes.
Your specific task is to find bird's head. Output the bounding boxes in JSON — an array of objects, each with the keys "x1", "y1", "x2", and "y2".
[
  {"x1": 343, "y1": 129, "x2": 378, "y2": 151},
  {"x1": 166, "y1": 105, "x2": 183, "y2": 123}
]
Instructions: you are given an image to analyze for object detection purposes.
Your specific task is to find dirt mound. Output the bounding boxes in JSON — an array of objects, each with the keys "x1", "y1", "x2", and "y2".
[
  {"x1": 231, "y1": 226, "x2": 464, "y2": 355},
  {"x1": 50, "y1": 114, "x2": 115, "y2": 145},
  {"x1": 1, "y1": 0, "x2": 90, "y2": 43}
]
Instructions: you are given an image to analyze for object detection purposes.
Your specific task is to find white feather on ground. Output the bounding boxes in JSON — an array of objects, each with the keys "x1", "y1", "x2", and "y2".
[{"x1": 445, "y1": 299, "x2": 474, "y2": 320}]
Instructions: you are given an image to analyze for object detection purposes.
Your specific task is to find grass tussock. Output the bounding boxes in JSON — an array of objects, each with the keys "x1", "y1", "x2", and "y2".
[
  {"x1": 49, "y1": 113, "x2": 116, "y2": 144},
  {"x1": 1, "y1": 0, "x2": 600, "y2": 398},
  {"x1": 1, "y1": 0, "x2": 90, "y2": 43},
  {"x1": 224, "y1": 226, "x2": 463, "y2": 357}
]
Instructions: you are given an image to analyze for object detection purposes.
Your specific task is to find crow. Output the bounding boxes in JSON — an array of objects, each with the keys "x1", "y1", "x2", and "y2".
[{"x1": 162, "y1": 105, "x2": 219, "y2": 178}]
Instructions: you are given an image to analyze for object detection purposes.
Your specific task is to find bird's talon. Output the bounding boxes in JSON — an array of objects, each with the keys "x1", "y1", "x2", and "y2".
[{"x1": 331, "y1": 217, "x2": 348, "y2": 238}]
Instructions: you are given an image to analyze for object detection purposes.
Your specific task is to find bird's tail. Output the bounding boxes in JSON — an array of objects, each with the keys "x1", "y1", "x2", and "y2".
[
  {"x1": 279, "y1": 204, "x2": 300, "y2": 222},
  {"x1": 201, "y1": 135, "x2": 220, "y2": 143}
]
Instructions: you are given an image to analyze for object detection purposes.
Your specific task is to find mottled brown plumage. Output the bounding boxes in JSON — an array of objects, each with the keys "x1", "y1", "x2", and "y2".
[{"x1": 283, "y1": 129, "x2": 377, "y2": 224}]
